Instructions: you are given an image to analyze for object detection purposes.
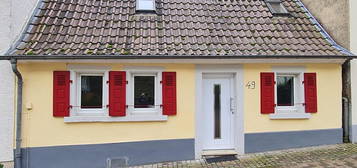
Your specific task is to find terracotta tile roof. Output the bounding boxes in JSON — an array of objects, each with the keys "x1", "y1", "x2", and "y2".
[{"x1": 10, "y1": 0, "x2": 347, "y2": 56}]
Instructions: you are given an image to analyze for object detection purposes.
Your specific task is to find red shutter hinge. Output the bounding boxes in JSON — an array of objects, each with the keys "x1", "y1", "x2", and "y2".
[
  {"x1": 160, "y1": 104, "x2": 163, "y2": 108},
  {"x1": 106, "y1": 105, "x2": 109, "y2": 108},
  {"x1": 69, "y1": 105, "x2": 73, "y2": 109},
  {"x1": 126, "y1": 105, "x2": 129, "y2": 108},
  {"x1": 274, "y1": 81, "x2": 276, "y2": 84},
  {"x1": 160, "y1": 81, "x2": 163, "y2": 84},
  {"x1": 106, "y1": 81, "x2": 109, "y2": 84},
  {"x1": 274, "y1": 104, "x2": 277, "y2": 107},
  {"x1": 70, "y1": 80, "x2": 73, "y2": 84},
  {"x1": 126, "y1": 81, "x2": 128, "y2": 84},
  {"x1": 303, "y1": 103, "x2": 306, "y2": 106},
  {"x1": 302, "y1": 81, "x2": 305, "y2": 84}
]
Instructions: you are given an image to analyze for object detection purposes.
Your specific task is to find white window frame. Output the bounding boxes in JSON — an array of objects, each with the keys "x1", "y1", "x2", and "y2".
[
  {"x1": 68, "y1": 65, "x2": 110, "y2": 117},
  {"x1": 136, "y1": 0, "x2": 156, "y2": 11},
  {"x1": 270, "y1": 67, "x2": 311, "y2": 120},
  {"x1": 125, "y1": 66, "x2": 163, "y2": 117},
  {"x1": 76, "y1": 73, "x2": 107, "y2": 115}
]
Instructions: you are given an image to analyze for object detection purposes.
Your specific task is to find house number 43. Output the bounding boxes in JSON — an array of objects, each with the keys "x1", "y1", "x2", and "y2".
[{"x1": 246, "y1": 81, "x2": 256, "y2": 89}]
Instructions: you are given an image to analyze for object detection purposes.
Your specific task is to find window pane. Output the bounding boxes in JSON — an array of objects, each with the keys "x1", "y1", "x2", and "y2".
[
  {"x1": 134, "y1": 76, "x2": 155, "y2": 108},
  {"x1": 214, "y1": 84, "x2": 221, "y2": 139},
  {"x1": 137, "y1": 0, "x2": 154, "y2": 10},
  {"x1": 277, "y1": 76, "x2": 294, "y2": 106},
  {"x1": 81, "y1": 76, "x2": 103, "y2": 109}
]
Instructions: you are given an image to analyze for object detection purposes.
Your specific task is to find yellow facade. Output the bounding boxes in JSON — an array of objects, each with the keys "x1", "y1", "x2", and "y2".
[
  {"x1": 19, "y1": 63, "x2": 196, "y2": 148},
  {"x1": 19, "y1": 63, "x2": 342, "y2": 148}
]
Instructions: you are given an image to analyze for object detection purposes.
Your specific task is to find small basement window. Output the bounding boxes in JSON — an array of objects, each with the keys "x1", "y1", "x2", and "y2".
[
  {"x1": 136, "y1": 0, "x2": 155, "y2": 11},
  {"x1": 265, "y1": 0, "x2": 289, "y2": 16}
]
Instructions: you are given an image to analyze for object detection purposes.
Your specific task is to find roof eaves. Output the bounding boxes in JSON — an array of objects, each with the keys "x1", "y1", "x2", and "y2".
[
  {"x1": 0, "y1": 55, "x2": 356, "y2": 61},
  {"x1": 295, "y1": 0, "x2": 354, "y2": 56}
]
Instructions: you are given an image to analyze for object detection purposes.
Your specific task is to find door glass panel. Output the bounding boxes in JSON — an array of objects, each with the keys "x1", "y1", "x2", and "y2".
[
  {"x1": 214, "y1": 84, "x2": 221, "y2": 139},
  {"x1": 277, "y1": 76, "x2": 294, "y2": 106},
  {"x1": 81, "y1": 76, "x2": 103, "y2": 109}
]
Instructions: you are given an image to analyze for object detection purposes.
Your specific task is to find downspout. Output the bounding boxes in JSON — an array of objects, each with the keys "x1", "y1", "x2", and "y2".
[
  {"x1": 11, "y1": 58, "x2": 23, "y2": 168},
  {"x1": 342, "y1": 58, "x2": 353, "y2": 143},
  {"x1": 343, "y1": 97, "x2": 350, "y2": 142}
]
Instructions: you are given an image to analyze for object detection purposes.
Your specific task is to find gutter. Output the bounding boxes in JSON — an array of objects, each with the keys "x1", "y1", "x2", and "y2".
[
  {"x1": 0, "y1": 55, "x2": 355, "y2": 60},
  {"x1": 11, "y1": 59, "x2": 23, "y2": 168}
]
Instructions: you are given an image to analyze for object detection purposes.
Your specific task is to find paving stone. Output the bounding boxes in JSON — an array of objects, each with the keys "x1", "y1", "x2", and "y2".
[{"x1": 131, "y1": 144, "x2": 357, "y2": 168}]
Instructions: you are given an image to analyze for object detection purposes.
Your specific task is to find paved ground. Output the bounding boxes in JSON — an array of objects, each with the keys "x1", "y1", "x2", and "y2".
[
  {"x1": 132, "y1": 143, "x2": 357, "y2": 168},
  {"x1": 1, "y1": 144, "x2": 357, "y2": 168}
]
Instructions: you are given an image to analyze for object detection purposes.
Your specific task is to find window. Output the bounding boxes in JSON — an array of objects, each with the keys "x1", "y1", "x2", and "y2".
[
  {"x1": 269, "y1": 67, "x2": 311, "y2": 119},
  {"x1": 276, "y1": 75, "x2": 294, "y2": 107},
  {"x1": 136, "y1": 0, "x2": 155, "y2": 11},
  {"x1": 127, "y1": 69, "x2": 162, "y2": 115},
  {"x1": 63, "y1": 65, "x2": 168, "y2": 122},
  {"x1": 134, "y1": 76, "x2": 155, "y2": 108},
  {"x1": 265, "y1": 0, "x2": 289, "y2": 15},
  {"x1": 81, "y1": 75, "x2": 103, "y2": 109},
  {"x1": 73, "y1": 71, "x2": 108, "y2": 116},
  {"x1": 274, "y1": 73, "x2": 301, "y2": 113}
]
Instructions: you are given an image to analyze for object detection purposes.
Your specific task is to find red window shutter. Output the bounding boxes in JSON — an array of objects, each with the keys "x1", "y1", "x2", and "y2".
[
  {"x1": 261, "y1": 72, "x2": 275, "y2": 114},
  {"x1": 109, "y1": 71, "x2": 126, "y2": 116},
  {"x1": 53, "y1": 71, "x2": 70, "y2": 117},
  {"x1": 304, "y1": 73, "x2": 317, "y2": 113},
  {"x1": 162, "y1": 72, "x2": 177, "y2": 115}
]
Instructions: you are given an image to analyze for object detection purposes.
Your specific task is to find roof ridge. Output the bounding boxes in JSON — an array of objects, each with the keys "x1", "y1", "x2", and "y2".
[{"x1": 295, "y1": 0, "x2": 354, "y2": 56}]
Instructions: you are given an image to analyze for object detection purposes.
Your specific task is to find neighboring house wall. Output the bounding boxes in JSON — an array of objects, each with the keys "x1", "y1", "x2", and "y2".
[
  {"x1": 0, "y1": 0, "x2": 39, "y2": 162},
  {"x1": 301, "y1": 0, "x2": 349, "y2": 49},
  {"x1": 350, "y1": 0, "x2": 357, "y2": 143}
]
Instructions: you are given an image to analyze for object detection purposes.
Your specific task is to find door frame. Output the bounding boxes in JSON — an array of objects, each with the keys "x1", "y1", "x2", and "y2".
[{"x1": 195, "y1": 65, "x2": 244, "y2": 159}]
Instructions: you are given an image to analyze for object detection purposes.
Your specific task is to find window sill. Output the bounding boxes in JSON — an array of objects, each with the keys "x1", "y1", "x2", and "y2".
[
  {"x1": 269, "y1": 113, "x2": 311, "y2": 120},
  {"x1": 64, "y1": 115, "x2": 168, "y2": 123}
]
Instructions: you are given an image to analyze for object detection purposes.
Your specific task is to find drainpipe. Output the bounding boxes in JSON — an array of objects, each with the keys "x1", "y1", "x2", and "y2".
[
  {"x1": 342, "y1": 97, "x2": 350, "y2": 143},
  {"x1": 11, "y1": 58, "x2": 23, "y2": 168},
  {"x1": 342, "y1": 58, "x2": 352, "y2": 143}
]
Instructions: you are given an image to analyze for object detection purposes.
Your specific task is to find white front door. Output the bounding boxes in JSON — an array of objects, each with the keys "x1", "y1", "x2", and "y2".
[{"x1": 202, "y1": 74, "x2": 234, "y2": 150}]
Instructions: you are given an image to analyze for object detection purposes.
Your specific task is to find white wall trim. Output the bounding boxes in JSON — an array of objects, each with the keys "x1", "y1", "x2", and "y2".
[{"x1": 195, "y1": 64, "x2": 244, "y2": 159}]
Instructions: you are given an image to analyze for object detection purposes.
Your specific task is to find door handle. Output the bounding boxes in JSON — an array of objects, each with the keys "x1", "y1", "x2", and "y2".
[{"x1": 230, "y1": 98, "x2": 235, "y2": 114}]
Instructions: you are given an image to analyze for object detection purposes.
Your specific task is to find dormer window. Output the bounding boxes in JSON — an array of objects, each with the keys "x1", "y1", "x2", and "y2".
[
  {"x1": 265, "y1": 0, "x2": 289, "y2": 16},
  {"x1": 136, "y1": 0, "x2": 155, "y2": 11}
]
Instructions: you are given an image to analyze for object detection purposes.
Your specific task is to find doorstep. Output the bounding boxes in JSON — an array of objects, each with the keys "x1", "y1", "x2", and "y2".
[{"x1": 201, "y1": 150, "x2": 238, "y2": 156}]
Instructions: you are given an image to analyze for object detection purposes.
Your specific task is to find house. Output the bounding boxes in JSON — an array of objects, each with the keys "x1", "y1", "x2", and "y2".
[
  {"x1": 0, "y1": 0, "x2": 354, "y2": 167},
  {"x1": 0, "y1": 0, "x2": 39, "y2": 164}
]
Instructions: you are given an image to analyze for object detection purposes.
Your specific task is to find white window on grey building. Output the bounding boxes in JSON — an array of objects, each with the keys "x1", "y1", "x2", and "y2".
[{"x1": 136, "y1": 0, "x2": 155, "y2": 11}]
